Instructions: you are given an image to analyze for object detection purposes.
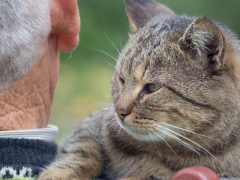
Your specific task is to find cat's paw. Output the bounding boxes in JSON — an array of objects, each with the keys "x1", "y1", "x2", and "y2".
[{"x1": 38, "y1": 168, "x2": 82, "y2": 180}]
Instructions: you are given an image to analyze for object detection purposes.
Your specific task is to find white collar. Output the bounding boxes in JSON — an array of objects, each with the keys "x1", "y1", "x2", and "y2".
[{"x1": 0, "y1": 125, "x2": 58, "y2": 143}]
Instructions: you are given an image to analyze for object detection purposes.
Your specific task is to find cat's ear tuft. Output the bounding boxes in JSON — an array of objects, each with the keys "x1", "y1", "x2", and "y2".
[
  {"x1": 125, "y1": 0, "x2": 175, "y2": 32},
  {"x1": 178, "y1": 17, "x2": 225, "y2": 70}
]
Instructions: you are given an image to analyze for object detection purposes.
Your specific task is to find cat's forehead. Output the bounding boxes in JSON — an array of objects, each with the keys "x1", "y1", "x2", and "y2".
[{"x1": 117, "y1": 16, "x2": 193, "y2": 79}]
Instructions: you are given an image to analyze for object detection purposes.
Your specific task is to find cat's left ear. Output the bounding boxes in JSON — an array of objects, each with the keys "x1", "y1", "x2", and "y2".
[
  {"x1": 178, "y1": 17, "x2": 225, "y2": 71},
  {"x1": 125, "y1": 0, "x2": 175, "y2": 32}
]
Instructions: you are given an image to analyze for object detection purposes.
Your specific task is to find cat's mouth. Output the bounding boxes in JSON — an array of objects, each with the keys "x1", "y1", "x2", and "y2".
[{"x1": 115, "y1": 113, "x2": 167, "y2": 142}]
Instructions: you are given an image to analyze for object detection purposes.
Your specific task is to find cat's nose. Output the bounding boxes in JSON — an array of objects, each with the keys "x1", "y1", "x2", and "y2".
[
  {"x1": 116, "y1": 108, "x2": 131, "y2": 121},
  {"x1": 116, "y1": 102, "x2": 132, "y2": 121}
]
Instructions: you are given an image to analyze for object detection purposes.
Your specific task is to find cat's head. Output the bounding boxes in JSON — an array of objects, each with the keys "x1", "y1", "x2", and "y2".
[{"x1": 111, "y1": 0, "x2": 240, "y2": 149}]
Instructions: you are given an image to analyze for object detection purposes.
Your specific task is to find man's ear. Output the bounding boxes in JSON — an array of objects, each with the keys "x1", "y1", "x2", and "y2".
[
  {"x1": 178, "y1": 17, "x2": 225, "y2": 71},
  {"x1": 50, "y1": 0, "x2": 80, "y2": 52},
  {"x1": 125, "y1": 0, "x2": 174, "y2": 32}
]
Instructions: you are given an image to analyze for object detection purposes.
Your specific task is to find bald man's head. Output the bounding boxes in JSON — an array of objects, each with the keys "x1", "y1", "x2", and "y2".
[{"x1": 0, "y1": 0, "x2": 51, "y2": 88}]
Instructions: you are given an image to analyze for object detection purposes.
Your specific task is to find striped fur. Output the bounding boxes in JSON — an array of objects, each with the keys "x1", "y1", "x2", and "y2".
[{"x1": 39, "y1": 0, "x2": 240, "y2": 179}]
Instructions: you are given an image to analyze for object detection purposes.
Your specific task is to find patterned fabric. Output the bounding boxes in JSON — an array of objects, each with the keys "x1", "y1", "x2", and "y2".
[
  {"x1": 0, "y1": 167, "x2": 40, "y2": 179},
  {"x1": 0, "y1": 138, "x2": 57, "y2": 179}
]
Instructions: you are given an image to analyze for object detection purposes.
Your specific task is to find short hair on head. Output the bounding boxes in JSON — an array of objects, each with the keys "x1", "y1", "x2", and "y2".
[{"x1": 0, "y1": 0, "x2": 51, "y2": 89}]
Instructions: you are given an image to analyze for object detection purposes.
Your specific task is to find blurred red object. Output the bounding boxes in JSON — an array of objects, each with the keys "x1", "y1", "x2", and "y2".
[{"x1": 171, "y1": 166, "x2": 219, "y2": 180}]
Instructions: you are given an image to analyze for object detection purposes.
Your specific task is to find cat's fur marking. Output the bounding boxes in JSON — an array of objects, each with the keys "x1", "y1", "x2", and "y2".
[{"x1": 39, "y1": 0, "x2": 240, "y2": 179}]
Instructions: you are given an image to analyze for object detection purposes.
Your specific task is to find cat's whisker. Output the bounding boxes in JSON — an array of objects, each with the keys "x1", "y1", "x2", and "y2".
[
  {"x1": 154, "y1": 125, "x2": 201, "y2": 154},
  {"x1": 149, "y1": 134, "x2": 162, "y2": 157},
  {"x1": 104, "y1": 33, "x2": 121, "y2": 54},
  {"x1": 103, "y1": 107, "x2": 115, "y2": 116},
  {"x1": 94, "y1": 49, "x2": 117, "y2": 62},
  {"x1": 103, "y1": 114, "x2": 109, "y2": 118},
  {"x1": 119, "y1": 36, "x2": 123, "y2": 50},
  {"x1": 142, "y1": 125, "x2": 156, "y2": 142},
  {"x1": 161, "y1": 127, "x2": 204, "y2": 153},
  {"x1": 194, "y1": 112, "x2": 221, "y2": 130},
  {"x1": 141, "y1": 125, "x2": 149, "y2": 137},
  {"x1": 104, "y1": 118, "x2": 117, "y2": 128},
  {"x1": 117, "y1": 126, "x2": 122, "y2": 137},
  {"x1": 150, "y1": 128, "x2": 178, "y2": 157},
  {"x1": 142, "y1": 126, "x2": 158, "y2": 147},
  {"x1": 167, "y1": 133, "x2": 201, "y2": 154},
  {"x1": 142, "y1": 126, "x2": 152, "y2": 140},
  {"x1": 167, "y1": 133, "x2": 203, "y2": 156},
  {"x1": 112, "y1": 123, "x2": 119, "y2": 132},
  {"x1": 105, "y1": 61, "x2": 115, "y2": 68},
  {"x1": 104, "y1": 33, "x2": 130, "y2": 63},
  {"x1": 158, "y1": 127, "x2": 201, "y2": 156},
  {"x1": 153, "y1": 122, "x2": 212, "y2": 149},
  {"x1": 161, "y1": 126, "x2": 217, "y2": 159},
  {"x1": 142, "y1": 126, "x2": 163, "y2": 158},
  {"x1": 102, "y1": 119, "x2": 116, "y2": 135},
  {"x1": 156, "y1": 121, "x2": 224, "y2": 144},
  {"x1": 103, "y1": 113, "x2": 112, "y2": 118},
  {"x1": 106, "y1": 121, "x2": 118, "y2": 135}
]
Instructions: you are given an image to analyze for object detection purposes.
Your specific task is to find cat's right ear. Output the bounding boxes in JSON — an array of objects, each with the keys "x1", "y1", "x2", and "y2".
[
  {"x1": 178, "y1": 17, "x2": 225, "y2": 71},
  {"x1": 125, "y1": 0, "x2": 175, "y2": 32}
]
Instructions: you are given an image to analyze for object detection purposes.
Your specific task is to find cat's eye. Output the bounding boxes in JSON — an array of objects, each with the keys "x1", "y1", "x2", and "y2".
[
  {"x1": 119, "y1": 76, "x2": 125, "y2": 84},
  {"x1": 144, "y1": 83, "x2": 164, "y2": 93}
]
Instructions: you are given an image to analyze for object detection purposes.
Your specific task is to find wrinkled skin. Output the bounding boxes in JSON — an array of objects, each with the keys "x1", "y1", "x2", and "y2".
[{"x1": 0, "y1": 0, "x2": 80, "y2": 131}]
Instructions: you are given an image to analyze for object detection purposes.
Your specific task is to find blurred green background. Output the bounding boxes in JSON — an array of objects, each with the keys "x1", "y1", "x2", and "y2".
[{"x1": 49, "y1": 0, "x2": 240, "y2": 143}]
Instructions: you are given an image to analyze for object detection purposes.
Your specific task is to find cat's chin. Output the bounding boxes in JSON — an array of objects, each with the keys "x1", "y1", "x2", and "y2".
[{"x1": 115, "y1": 113, "x2": 167, "y2": 142}]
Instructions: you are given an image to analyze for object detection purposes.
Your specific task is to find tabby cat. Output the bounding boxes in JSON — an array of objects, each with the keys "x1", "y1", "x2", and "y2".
[{"x1": 39, "y1": 0, "x2": 240, "y2": 179}]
